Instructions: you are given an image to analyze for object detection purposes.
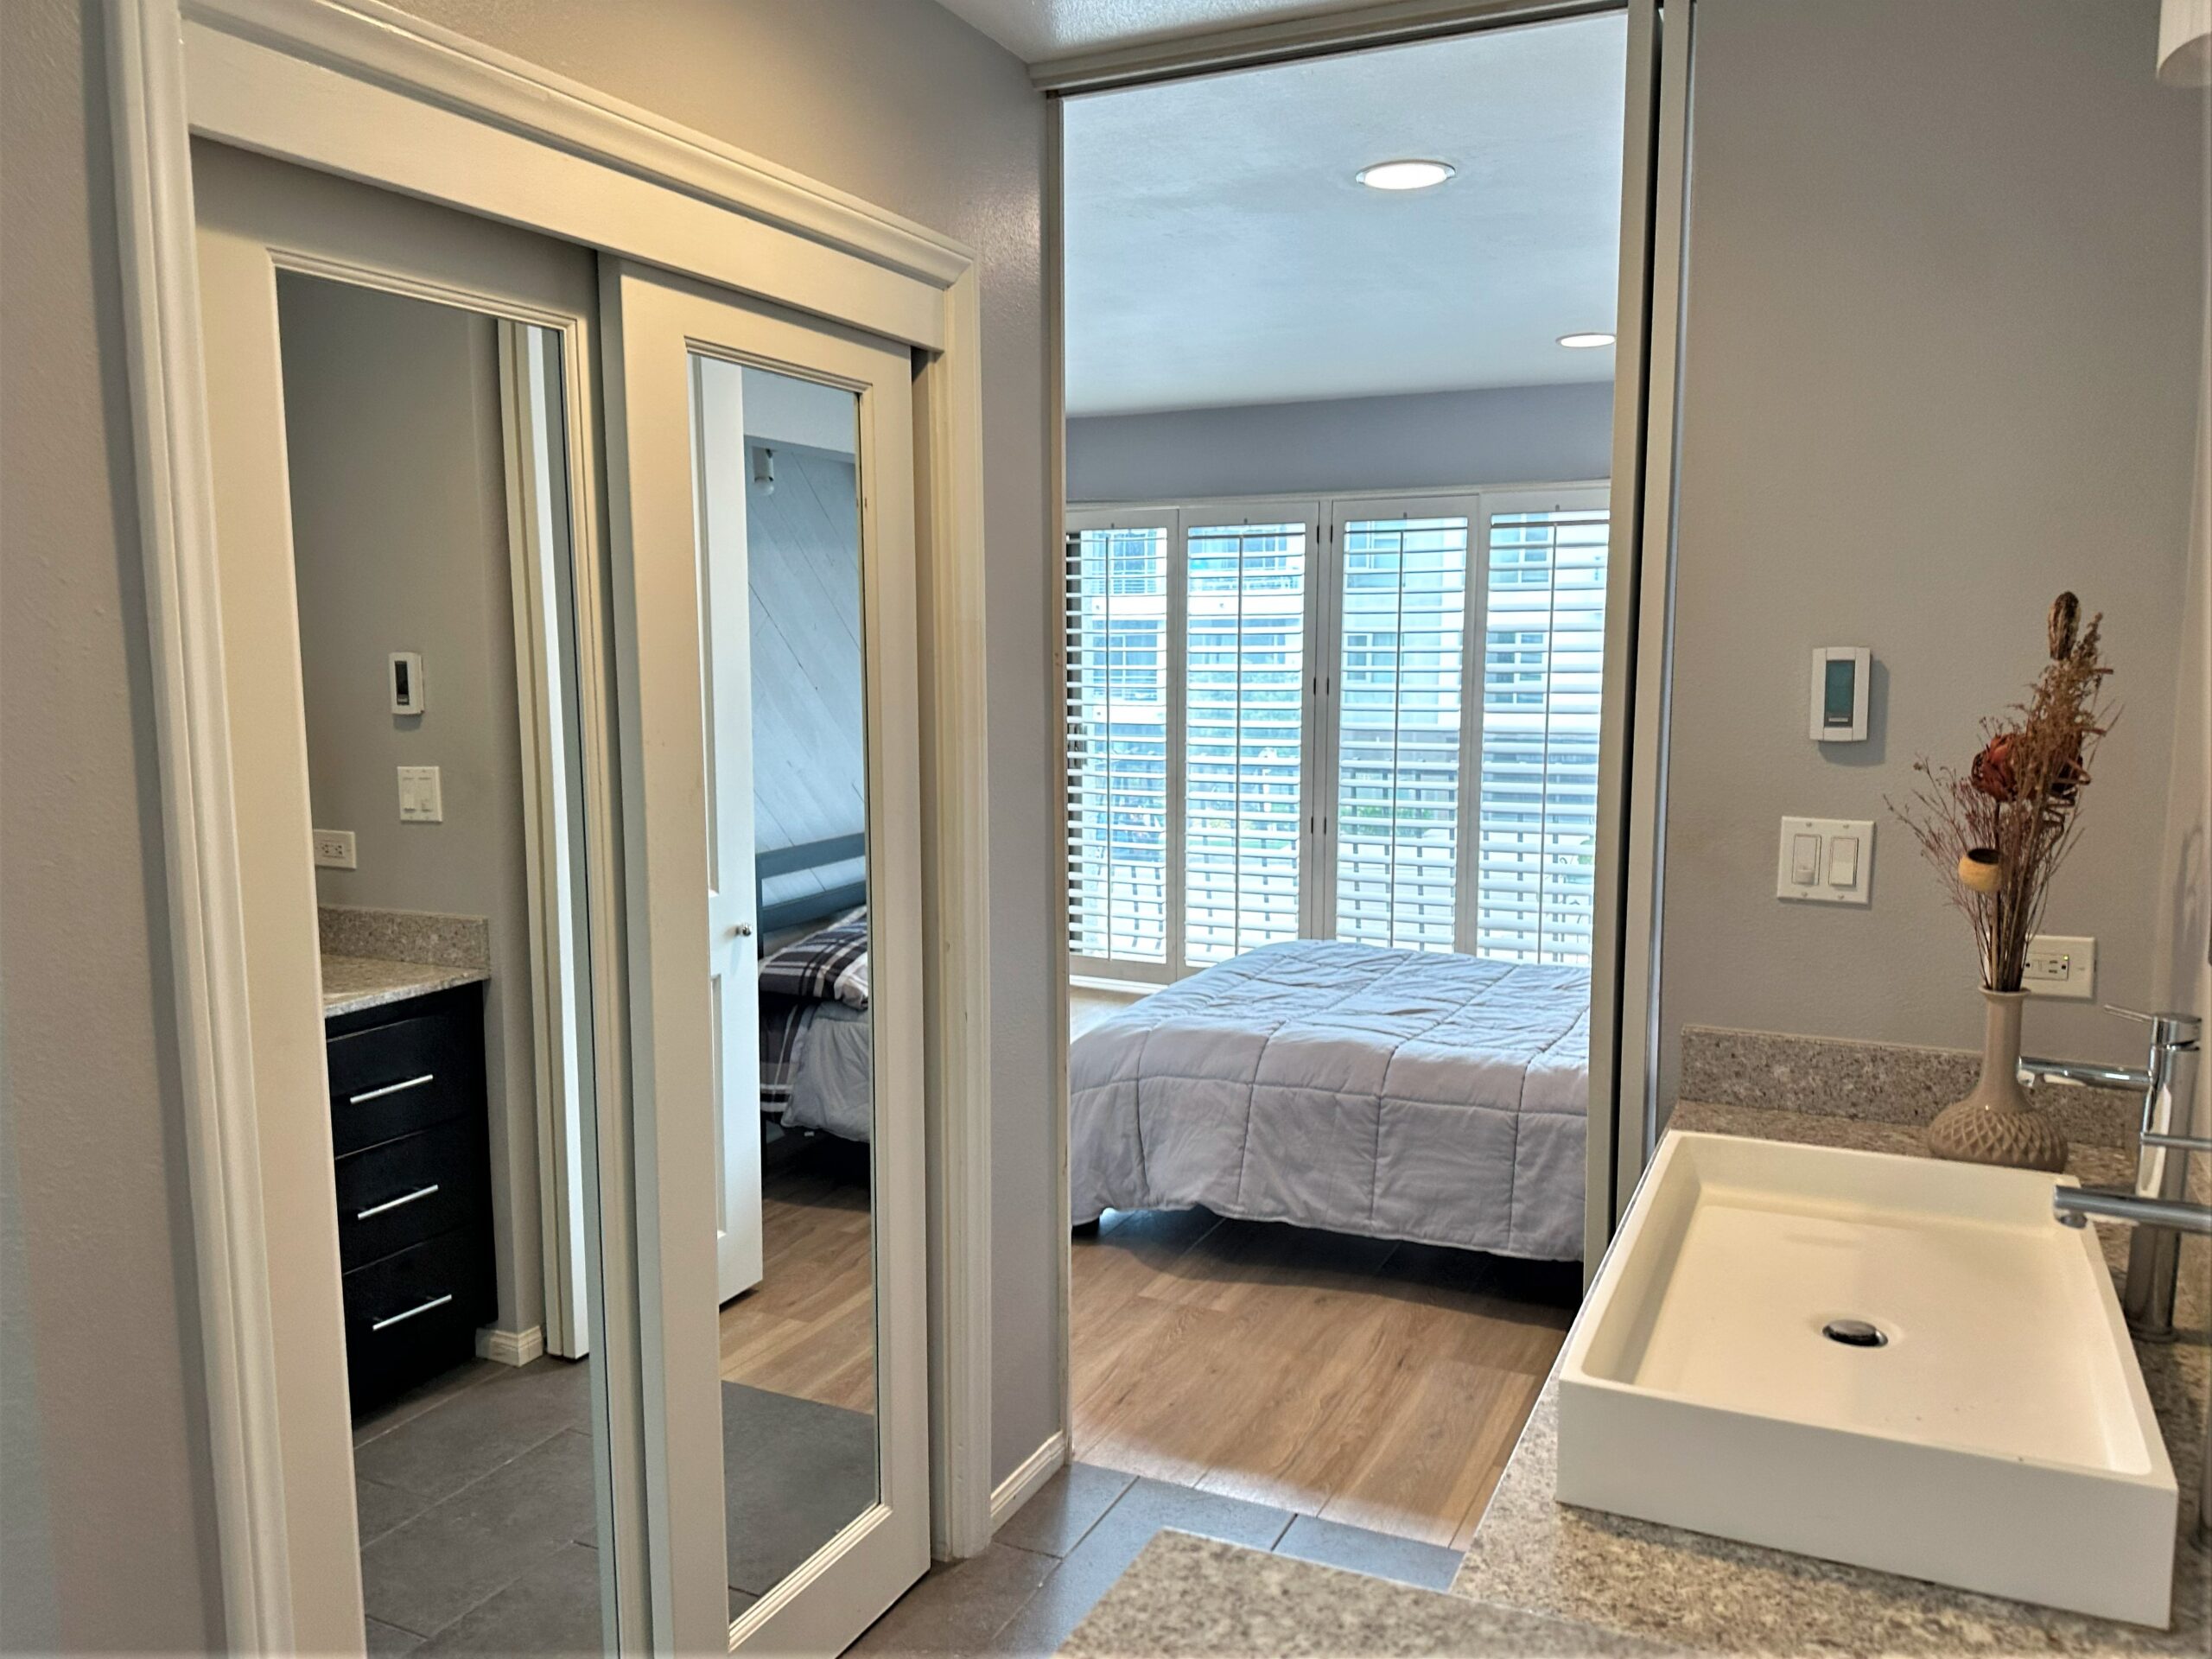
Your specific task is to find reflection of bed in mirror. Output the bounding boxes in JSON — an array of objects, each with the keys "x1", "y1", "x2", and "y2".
[{"x1": 754, "y1": 832, "x2": 875, "y2": 1143}]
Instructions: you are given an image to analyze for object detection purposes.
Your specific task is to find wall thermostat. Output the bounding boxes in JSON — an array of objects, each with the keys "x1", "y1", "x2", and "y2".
[
  {"x1": 1808, "y1": 646, "x2": 1869, "y2": 742},
  {"x1": 389, "y1": 652, "x2": 426, "y2": 715}
]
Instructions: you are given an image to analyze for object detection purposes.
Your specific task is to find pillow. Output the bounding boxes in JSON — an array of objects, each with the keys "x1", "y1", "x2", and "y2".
[{"x1": 757, "y1": 911, "x2": 870, "y2": 1010}]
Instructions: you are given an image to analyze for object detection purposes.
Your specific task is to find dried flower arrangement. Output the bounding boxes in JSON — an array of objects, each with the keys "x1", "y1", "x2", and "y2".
[{"x1": 1888, "y1": 593, "x2": 2113, "y2": 993}]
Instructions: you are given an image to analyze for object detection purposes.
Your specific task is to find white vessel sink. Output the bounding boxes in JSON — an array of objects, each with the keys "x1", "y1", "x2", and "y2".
[{"x1": 1559, "y1": 1132, "x2": 2176, "y2": 1627}]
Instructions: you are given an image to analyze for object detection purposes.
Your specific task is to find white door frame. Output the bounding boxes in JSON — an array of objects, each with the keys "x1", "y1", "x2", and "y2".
[{"x1": 105, "y1": 1, "x2": 997, "y2": 1649}]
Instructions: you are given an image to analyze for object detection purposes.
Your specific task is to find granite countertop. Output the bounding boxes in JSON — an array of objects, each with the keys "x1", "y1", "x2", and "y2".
[
  {"x1": 318, "y1": 905, "x2": 491, "y2": 1018},
  {"x1": 1060, "y1": 1531, "x2": 1679, "y2": 1659},
  {"x1": 320, "y1": 954, "x2": 488, "y2": 1019},
  {"x1": 1449, "y1": 1100, "x2": 2211, "y2": 1656}
]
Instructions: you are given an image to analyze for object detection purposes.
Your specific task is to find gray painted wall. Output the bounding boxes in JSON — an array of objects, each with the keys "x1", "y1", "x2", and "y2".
[
  {"x1": 1656, "y1": 0, "x2": 2205, "y2": 1110},
  {"x1": 279, "y1": 273, "x2": 549, "y2": 1343},
  {"x1": 2, "y1": 0, "x2": 224, "y2": 1648},
  {"x1": 1066, "y1": 382, "x2": 1615, "y2": 503},
  {"x1": 393, "y1": 0, "x2": 1058, "y2": 1483},
  {"x1": 744, "y1": 438, "x2": 868, "y2": 913}
]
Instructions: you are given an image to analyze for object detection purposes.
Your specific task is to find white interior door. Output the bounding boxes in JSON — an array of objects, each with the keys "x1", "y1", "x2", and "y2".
[
  {"x1": 600, "y1": 255, "x2": 929, "y2": 1656},
  {"x1": 694, "y1": 355, "x2": 766, "y2": 1306}
]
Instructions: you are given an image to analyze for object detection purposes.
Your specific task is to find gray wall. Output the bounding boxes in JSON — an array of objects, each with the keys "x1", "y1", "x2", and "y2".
[
  {"x1": 1066, "y1": 382, "x2": 1615, "y2": 503},
  {"x1": 744, "y1": 439, "x2": 868, "y2": 915},
  {"x1": 1, "y1": 0, "x2": 224, "y2": 1649},
  {"x1": 1657, "y1": 0, "x2": 2205, "y2": 1109},
  {"x1": 392, "y1": 0, "x2": 1058, "y2": 1483},
  {"x1": 278, "y1": 274, "x2": 548, "y2": 1343}
]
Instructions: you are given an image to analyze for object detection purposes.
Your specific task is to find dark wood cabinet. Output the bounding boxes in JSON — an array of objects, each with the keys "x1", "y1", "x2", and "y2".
[{"x1": 326, "y1": 985, "x2": 496, "y2": 1412}]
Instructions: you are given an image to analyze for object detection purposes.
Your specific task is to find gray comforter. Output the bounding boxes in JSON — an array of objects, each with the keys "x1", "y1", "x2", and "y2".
[{"x1": 1070, "y1": 941, "x2": 1589, "y2": 1261}]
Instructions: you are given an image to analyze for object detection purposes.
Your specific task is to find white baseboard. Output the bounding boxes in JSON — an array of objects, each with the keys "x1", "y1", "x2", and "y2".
[
  {"x1": 475, "y1": 1325, "x2": 544, "y2": 1367},
  {"x1": 989, "y1": 1431, "x2": 1068, "y2": 1530}
]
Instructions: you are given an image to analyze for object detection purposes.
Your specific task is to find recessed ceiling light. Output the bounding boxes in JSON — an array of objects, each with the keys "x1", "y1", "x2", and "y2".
[
  {"x1": 1557, "y1": 332, "x2": 1617, "y2": 349},
  {"x1": 1356, "y1": 159, "x2": 1456, "y2": 192}
]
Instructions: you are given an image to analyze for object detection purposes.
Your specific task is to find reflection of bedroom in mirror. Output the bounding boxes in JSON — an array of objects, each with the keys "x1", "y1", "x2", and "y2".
[
  {"x1": 691, "y1": 359, "x2": 882, "y2": 1620},
  {"x1": 1055, "y1": 11, "x2": 1624, "y2": 1573}
]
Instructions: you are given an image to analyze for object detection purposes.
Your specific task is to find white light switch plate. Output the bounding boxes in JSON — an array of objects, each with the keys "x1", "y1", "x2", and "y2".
[
  {"x1": 397, "y1": 765, "x2": 443, "y2": 823},
  {"x1": 2024, "y1": 934, "x2": 2095, "y2": 1000},
  {"x1": 312, "y1": 828, "x2": 356, "y2": 869},
  {"x1": 1776, "y1": 817, "x2": 1873, "y2": 905}
]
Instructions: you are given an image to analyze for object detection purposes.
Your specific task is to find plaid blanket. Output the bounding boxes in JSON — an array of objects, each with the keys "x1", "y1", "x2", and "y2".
[
  {"x1": 758, "y1": 994, "x2": 816, "y2": 1108},
  {"x1": 757, "y1": 911, "x2": 870, "y2": 1010}
]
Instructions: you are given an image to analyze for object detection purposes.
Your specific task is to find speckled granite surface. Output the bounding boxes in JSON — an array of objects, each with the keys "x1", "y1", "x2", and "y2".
[
  {"x1": 320, "y1": 955, "x2": 488, "y2": 1018},
  {"x1": 1680, "y1": 1025, "x2": 2135, "y2": 1148},
  {"x1": 1060, "y1": 1532, "x2": 1679, "y2": 1658},
  {"x1": 319, "y1": 905, "x2": 490, "y2": 969},
  {"x1": 1451, "y1": 1102, "x2": 2211, "y2": 1655},
  {"x1": 318, "y1": 906, "x2": 491, "y2": 1017}
]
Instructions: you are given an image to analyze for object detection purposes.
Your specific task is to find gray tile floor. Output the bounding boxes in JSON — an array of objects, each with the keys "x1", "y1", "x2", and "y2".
[
  {"x1": 354, "y1": 1357, "x2": 878, "y2": 1652},
  {"x1": 849, "y1": 1464, "x2": 1463, "y2": 1657},
  {"x1": 355, "y1": 1361, "x2": 1459, "y2": 1656}
]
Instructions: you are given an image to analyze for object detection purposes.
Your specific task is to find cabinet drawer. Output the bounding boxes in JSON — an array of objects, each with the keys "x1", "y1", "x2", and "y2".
[
  {"x1": 334, "y1": 1120, "x2": 484, "y2": 1272},
  {"x1": 342, "y1": 1230, "x2": 493, "y2": 1409},
  {"x1": 327, "y1": 1003, "x2": 480, "y2": 1154}
]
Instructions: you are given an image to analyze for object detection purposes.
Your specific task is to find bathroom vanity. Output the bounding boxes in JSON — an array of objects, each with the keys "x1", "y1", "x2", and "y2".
[{"x1": 321, "y1": 915, "x2": 495, "y2": 1413}]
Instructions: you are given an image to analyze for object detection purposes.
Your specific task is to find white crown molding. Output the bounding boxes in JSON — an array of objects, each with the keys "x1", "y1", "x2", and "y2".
[{"x1": 182, "y1": 0, "x2": 975, "y2": 289}]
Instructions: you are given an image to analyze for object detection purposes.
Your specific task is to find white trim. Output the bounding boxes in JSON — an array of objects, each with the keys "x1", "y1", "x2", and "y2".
[
  {"x1": 916, "y1": 271, "x2": 998, "y2": 1563},
  {"x1": 105, "y1": 3, "x2": 295, "y2": 1649},
  {"x1": 1046, "y1": 94, "x2": 1077, "y2": 1481},
  {"x1": 474, "y1": 1324, "x2": 546, "y2": 1368},
  {"x1": 1028, "y1": 0, "x2": 1616, "y2": 92},
  {"x1": 988, "y1": 1432, "x2": 1070, "y2": 1530},
  {"x1": 114, "y1": 0, "x2": 1001, "y2": 1637}
]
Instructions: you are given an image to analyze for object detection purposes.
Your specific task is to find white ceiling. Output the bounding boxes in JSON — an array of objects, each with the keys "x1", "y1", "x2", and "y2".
[
  {"x1": 938, "y1": 0, "x2": 1361, "y2": 64},
  {"x1": 1061, "y1": 14, "x2": 1627, "y2": 416}
]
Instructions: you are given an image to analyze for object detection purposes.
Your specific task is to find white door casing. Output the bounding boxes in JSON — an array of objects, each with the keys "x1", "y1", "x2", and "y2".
[{"x1": 692, "y1": 355, "x2": 767, "y2": 1306}]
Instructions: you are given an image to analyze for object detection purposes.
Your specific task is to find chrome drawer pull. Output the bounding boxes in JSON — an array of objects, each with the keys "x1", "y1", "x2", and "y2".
[
  {"x1": 371, "y1": 1293, "x2": 454, "y2": 1332},
  {"x1": 355, "y1": 1184, "x2": 440, "y2": 1221},
  {"x1": 349, "y1": 1072, "x2": 435, "y2": 1105}
]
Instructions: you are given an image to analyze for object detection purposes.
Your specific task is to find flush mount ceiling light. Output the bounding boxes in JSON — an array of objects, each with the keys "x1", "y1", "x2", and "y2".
[
  {"x1": 1356, "y1": 159, "x2": 1456, "y2": 192},
  {"x1": 1557, "y1": 332, "x2": 1617, "y2": 349}
]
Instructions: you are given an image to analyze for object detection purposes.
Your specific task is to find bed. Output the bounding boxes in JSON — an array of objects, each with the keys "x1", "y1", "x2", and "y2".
[
  {"x1": 1069, "y1": 940, "x2": 1590, "y2": 1261},
  {"x1": 754, "y1": 834, "x2": 874, "y2": 1143}
]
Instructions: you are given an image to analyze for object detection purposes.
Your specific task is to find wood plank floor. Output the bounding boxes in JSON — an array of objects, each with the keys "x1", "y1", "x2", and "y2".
[
  {"x1": 1071, "y1": 1208, "x2": 1577, "y2": 1548},
  {"x1": 721, "y1": 986, "x2": 1580, "y2": 1548}
]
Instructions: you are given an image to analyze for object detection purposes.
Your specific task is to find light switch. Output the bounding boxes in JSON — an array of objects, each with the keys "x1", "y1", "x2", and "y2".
[
  {"x1": 1777, "y1": 817, "x2": 1873, "y2": 905},
  {"x1": 397, "y1": 765, "x2": 443, "y2": 823},
  {"x1": 1827, "y1": 836, "x2": 1859, "y2": 887},
  {"x1": 1790, "y1": 833, "x2": 1821, "y2": 885}
]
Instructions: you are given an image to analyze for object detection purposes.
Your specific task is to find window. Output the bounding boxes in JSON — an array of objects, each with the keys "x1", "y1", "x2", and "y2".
[
  {"x1": 1474, "y1": 499, "x2": 1610, "y2": 964},
  {"x1": 1065, "y1": 487, "x2": 1606, "y2": 980},
  {"x1": 1184, "y1": 521, "x2": 1309, "y2": 966},
  {"x1": 1065, "y1": 522, "x2": 1171, "y2": 965}
]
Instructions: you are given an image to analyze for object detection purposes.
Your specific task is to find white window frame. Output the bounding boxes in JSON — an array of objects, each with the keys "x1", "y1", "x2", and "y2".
[{"x1": 1066, "y1": 484, "x2": 1608, "y2": 983}]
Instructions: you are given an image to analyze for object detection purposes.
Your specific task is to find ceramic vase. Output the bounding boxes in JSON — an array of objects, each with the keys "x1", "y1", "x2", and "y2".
[{"x1": 1925, "y1": 988, "x2": 2069, "y2": 1172}]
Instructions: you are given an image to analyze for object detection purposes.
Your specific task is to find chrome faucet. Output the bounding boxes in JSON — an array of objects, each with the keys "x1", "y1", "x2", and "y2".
[
  {"x1": 2026, "y1": 1007, "x2": 2202, "y2": 1340},
  {"x1": 2038, "y1": 1007, "x2": 2207, "y2": 1548}
]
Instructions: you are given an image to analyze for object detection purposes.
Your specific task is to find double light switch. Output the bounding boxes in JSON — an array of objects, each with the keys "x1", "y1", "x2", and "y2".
[{"x1": 1777, "y1": 817, "x2": 1872, "y2": 905}]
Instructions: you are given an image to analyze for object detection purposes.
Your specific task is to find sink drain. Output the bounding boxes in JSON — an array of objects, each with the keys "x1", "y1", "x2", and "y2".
[{"x1": 1822, "y1": 1318, "x2": 1888, "y2": 1349}]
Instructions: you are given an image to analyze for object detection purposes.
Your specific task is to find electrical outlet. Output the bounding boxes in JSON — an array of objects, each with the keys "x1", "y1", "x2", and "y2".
[
  {"x1": 312, "y1": 828, "x2": 357, "y2": 869},
  {"x1": 2023, "y1": 934, "x2": 2094, "y2": 1000}
]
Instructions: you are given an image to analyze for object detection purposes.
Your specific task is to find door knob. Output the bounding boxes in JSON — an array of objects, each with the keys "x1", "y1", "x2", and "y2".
[{"x1": 732, "y1": 922, "x2": 753, "y2": 939}]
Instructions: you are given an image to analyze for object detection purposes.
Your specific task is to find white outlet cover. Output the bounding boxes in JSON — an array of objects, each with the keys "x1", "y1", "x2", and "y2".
[
  {"x1": 2024, "y1": 934, "x2": 2095, "y2": 1000},
  {"x1": 312, "y1": 828, "x2": 357, "y2": 869}
]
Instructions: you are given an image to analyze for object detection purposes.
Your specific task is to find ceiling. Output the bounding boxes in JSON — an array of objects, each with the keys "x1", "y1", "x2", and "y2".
[
  {"x1": 1060, "y1": 14, "x2": 1627, "y2": 416},
  {"x1": 937, "y1": 0, "x2": 1364, "y2": 64}
]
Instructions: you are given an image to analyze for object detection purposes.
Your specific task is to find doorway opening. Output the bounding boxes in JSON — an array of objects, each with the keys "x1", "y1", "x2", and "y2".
[{"x1": 1055, "y1": 9, "x2": 1629, "y2": 1578}]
